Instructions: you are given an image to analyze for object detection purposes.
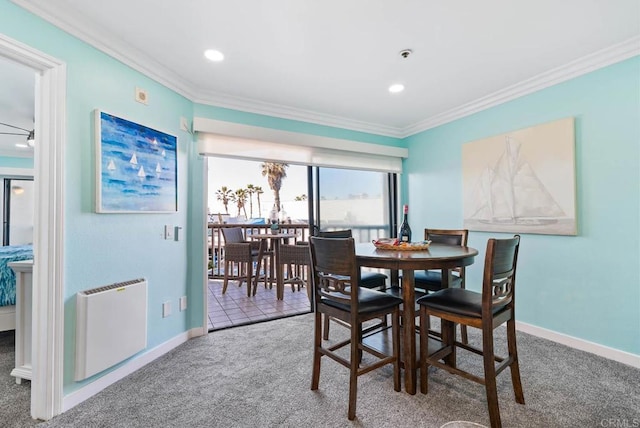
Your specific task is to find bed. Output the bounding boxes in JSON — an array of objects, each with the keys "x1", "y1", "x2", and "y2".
[{"x1": 0, "y1": 245, "x2": 33, "y2": 332}]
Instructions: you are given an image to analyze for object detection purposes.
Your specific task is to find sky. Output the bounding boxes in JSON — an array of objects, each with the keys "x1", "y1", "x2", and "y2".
[
  {"x1": 207, "y1": 158, "x2": 307, "y2": 218},
  {"x1": 207, "y1": 157, "x2": 387, "y2": 221}
]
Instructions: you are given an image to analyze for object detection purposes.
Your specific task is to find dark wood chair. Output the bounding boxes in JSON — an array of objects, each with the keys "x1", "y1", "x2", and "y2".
[
  {"x1": 415, "y1": 228, "x2": 469, "y2": 291},
  {"x1": 278, "y1": 243, "x2": 311, "y2": 300},
  {"x1": 416, "y1": 228, "x2": 469, "y2": 342},
  {"x1": 418, "y1": 235, "x2": 524, "y2": 428},
  {"x1": 388, "y1": 229, "x2": 470, "y2": 341},
  {"x1": 309, "y1": 236, "x2": 402, "y2": 421},
  {"x1": 316, "y1": 229, "x2": 388, "y2": 339},
  {"x1": 221, "y1": 227, "x2": 270, "y2": 296}
]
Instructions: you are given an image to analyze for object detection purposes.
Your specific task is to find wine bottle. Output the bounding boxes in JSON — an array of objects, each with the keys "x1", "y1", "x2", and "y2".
[{"x1": 399, "y1": 204, "x2": 412, "y2": 242}]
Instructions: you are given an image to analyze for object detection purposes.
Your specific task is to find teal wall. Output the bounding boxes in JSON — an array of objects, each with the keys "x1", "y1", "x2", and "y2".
[
  {"x1": 404, "y1": 56, "x2": 640, "y2": 355},
  {"x1": 2, "y1": 0, "x2": 637, "y2": 405},
  {"x1": 1, "y1": 1, "x2": 197, "y2": 394},
  {"x1": 0, "y1": 156, "x2": 33, "y2": 169},
  {"x1": 0, "y1": 0, "x2": 403, "y2": 398}
]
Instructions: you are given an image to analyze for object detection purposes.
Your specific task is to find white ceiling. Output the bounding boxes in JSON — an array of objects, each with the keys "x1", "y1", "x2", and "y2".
[
  {"x1": 0, "y1": 55, "x2": 34, "y2": 158},
  {"x1": 5, "y1": 0, "x2": 640, "y2": 143}
]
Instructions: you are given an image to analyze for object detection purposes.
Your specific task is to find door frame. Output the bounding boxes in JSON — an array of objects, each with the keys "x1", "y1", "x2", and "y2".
[{"x1": 0, "y1": 34, "x2": 66, "y2": 420}]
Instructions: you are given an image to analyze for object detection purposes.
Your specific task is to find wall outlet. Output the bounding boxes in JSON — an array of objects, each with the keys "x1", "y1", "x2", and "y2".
[
  {"x1": 135, "y1": 87, "x2": 148, "y2": 105},
  {"x1": 162, "y1": 301, "x2": 171, "y2": 318},
  {"x1": 164, "y1": 225, "x2": 174, "y2": 240},
  {"x1": 179, "y1": 296, "x2": 187, "y2": 311}
]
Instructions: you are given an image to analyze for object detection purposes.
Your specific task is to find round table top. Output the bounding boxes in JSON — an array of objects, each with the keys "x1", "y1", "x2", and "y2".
[{"x1": 355, "y1": 242, "x2": 478, "y2": 270}]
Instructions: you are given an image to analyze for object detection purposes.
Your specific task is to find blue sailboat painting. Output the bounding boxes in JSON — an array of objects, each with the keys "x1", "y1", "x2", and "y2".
[{"x1": 95, "y1": 110, "x2": 177, "y2": 213}]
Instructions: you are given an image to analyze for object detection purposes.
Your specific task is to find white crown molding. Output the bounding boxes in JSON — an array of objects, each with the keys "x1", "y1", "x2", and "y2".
[
  {"x1": 403, "y1": 36, "x2": 640, "y2": 137},
  {"x1": 11, "y1": 0, "x2": 198, "y2": 101},
  {"x1": 12, "y1": 1, "x2": 640, "y2": 139},
  {"x1": 193, "y1": 91, "x2": 405, "y2": 138}
]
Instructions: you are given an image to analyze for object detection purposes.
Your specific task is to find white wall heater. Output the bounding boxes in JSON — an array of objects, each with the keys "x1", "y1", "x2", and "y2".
[{"x1": 75, "y1": 278, "x2": 148, "y2": 381}]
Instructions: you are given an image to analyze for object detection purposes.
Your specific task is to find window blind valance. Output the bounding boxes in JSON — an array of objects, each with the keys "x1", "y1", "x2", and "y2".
[{"x1": 194, "y1": 117, "x2": 407, "y2": 173}]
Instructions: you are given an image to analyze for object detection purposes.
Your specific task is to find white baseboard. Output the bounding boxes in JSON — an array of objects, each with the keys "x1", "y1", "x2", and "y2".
[
  {"x1": 188, "y1": 326, "x2": 207, "y2": 338},
  {"x1": 62, "y1": 327, "x2": 201, "y2": 412},
  {"x1": 516, "y1": 321, "x2": 640, "y2": 369}
]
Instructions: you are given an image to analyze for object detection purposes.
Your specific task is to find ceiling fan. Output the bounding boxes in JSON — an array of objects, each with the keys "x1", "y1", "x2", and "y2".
[{"x1": 0, "y1": 121, "x2": 35, "y2": 148}]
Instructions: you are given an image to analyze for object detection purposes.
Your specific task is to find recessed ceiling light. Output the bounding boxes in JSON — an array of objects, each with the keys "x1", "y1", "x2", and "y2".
[
  {"x1": 389, "y1": 84, "x2": 405, "y2": 93},
  {"x1": 204, "y1": 49, "x2": 224, "y2": 62}
]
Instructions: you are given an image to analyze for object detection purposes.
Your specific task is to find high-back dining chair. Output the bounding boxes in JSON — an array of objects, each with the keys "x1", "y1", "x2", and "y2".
[
  {"x1": 417, "y1": 235, "x2": 523, "y2": 428},
  {"x1": 309, "y1": 236, "x2": 402, "y2": 421},
  {"x1": 316, "y1": 229, "x2": 388, "y2": 339},
  {"x1": 415, "y1": 228, "x2": 469, "y2": 291},
  {"x1": 221, "y1": 227, "x2": 270, "y2": 297},
  {"x1": 415, "y1": 228, "x2": 470, "y2": 342}
]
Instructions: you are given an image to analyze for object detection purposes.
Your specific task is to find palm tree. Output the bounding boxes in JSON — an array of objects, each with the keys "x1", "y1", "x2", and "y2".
[
  {"x1": 215, "y1": 186, "x2": 233, "y2": 214},
  {"x1": 246, "y1": 184, "x2": 256, "y2": 218},
  {"x1": 230, "y1": 188, "x2": 248, "y2": 217},
  {"x1": 254, "y1": 186, "x2": 264, "y2": 217},
  {"x1": 261, "y1": 162, "x2": 288, "y2": 213}
]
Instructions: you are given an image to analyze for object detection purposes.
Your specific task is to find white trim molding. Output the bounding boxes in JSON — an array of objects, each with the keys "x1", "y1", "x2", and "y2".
[
  {"x1": 516, "y1": 321, "x2": 640, "y2": 369},
  {"x1": 62, "y1": 328, "x2": 199, "y2": 412},
  {"x1": 403, "y1": 36, "x2": 640, "y2": 136},
  {"x1": 0, "y1": 33, "x2": 66, "y2": 421},
  {"x1": 14, "y1": 1, "x2": 639, "y2": 139}
]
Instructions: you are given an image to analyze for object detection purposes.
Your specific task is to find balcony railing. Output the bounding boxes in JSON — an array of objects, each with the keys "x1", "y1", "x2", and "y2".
[{"x1": 207, "y1": 223, "x2": 389, "y2": 279}]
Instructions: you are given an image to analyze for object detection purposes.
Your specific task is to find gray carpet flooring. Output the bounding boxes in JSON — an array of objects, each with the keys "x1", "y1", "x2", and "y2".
[{"x1": 2, "y1": 314, "x2": 639, "y2": 427}]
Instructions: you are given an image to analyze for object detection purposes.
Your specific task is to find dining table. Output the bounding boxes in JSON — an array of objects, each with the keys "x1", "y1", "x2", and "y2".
[
  {"x1": 355, "y1": 241, "x2": 478, "y2": 395},
  {"x1": 250, "y1": 232, "x2": 297, "y2": 300}
]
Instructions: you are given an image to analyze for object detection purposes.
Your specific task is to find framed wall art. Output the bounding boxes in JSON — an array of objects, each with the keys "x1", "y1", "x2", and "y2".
[
  {"x1": 462, "y1": 117, "x2": 577, "y2": 235},
  {"x1": 95, "y1": 110, "x2": 177, "y2": 213}
]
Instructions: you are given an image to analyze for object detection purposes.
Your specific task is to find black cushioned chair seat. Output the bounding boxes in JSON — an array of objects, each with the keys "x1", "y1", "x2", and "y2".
[
  {"x1": 360, "y1": 272, "x2": 387, "y2": 289},
  {"x1": 322, "y1": 287, "x2": 402, "y2": 314},
  {"x1": 414, "y1": 270, "x2": 462, "y2": 291},
  {"x1": 385, "y1": 286, "x2": 428, "y2": 300},
  {"x1": 416, "y1": 288, "x2": 508, "y2": 318}
]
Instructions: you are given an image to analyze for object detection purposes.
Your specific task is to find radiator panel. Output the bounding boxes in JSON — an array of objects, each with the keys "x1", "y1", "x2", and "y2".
[{"x1": 75, "y1": 278, "x2": 148, "y2": 381}]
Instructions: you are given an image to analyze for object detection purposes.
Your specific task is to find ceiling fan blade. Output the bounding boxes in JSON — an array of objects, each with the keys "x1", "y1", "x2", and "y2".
[
  {"x1": 0, "y1": 122, "x2": 32, "y2": 133},
  {"x1": 0, "y1": 132, "x2": 29, "y2": 136}
]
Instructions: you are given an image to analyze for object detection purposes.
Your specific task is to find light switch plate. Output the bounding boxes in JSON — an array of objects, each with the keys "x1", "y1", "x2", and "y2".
[
  {"x1": 179, "y1": 296, "x2": 187, "y2": 311},
  {"x1": 162, "y1": 301, "x2": 171, "y2": 318},
  {"x1": 164, "y1": 225, "x2": 174, "y2": 240}
]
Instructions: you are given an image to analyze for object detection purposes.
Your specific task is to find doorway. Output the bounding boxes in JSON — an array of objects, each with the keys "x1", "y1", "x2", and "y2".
[
  {"x1": 205, "y1": 157, "x2": 399, "y2": 331},
  {"x1": 0, "y1": 33, "x2": 65, "y2": 420}
]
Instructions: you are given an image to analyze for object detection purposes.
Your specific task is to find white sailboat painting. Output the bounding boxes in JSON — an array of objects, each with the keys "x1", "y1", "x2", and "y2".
[{"x1": 462, "y1": 117, "x2": 577, "y2": 235}]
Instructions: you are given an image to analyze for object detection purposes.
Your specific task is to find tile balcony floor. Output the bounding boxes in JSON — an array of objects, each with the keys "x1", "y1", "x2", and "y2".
[{"x1": 207, "y1": 279, "x2": 311, "y2": 331}]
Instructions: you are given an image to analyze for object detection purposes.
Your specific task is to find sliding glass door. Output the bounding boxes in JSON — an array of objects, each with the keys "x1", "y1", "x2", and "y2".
[{"x1": 308, "y1": 167, "x2": 397, "y2": 243}]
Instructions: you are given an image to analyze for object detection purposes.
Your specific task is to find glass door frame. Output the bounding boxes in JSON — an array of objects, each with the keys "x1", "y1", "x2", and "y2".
[{"x1": 306, "y1": 165, "x2": 398, "y2": 239}]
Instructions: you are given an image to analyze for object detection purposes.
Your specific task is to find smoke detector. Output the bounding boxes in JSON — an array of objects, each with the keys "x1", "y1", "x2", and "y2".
[{"x1": 399, "y1": 49, "x2": 413, "y2": 59}]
